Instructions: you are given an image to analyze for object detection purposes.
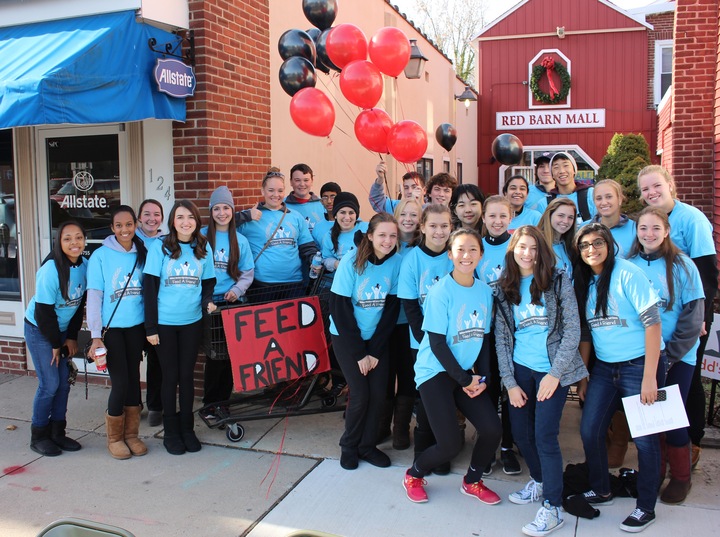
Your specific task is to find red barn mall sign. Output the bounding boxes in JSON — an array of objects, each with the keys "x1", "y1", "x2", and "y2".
[
  {"x1": 496, "y1": 109, "x2": 605, "y2": 130},
  {"x1": 154, "y1": 58, "x2": 196, "y2": 98}
]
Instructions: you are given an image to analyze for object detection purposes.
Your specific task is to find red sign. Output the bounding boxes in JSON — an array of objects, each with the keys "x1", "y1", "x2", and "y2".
[{"x1": 221, "y1": 297, "x2": 330, "y2": 392}]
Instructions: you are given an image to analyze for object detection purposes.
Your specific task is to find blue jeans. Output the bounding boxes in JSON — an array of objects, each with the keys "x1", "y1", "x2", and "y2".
[
  {"x1": 580, "y1": 355, "x2": 667, "y2": 512},
  {"x1": 664, "y1": 361, "x2": 694, "y2": 447},
  {"x1": 508, "y1": 363, "x2": 569, "y2": 507},
  {"x1": 25, "y1": 321, "x2": 70, "y2": 427}
]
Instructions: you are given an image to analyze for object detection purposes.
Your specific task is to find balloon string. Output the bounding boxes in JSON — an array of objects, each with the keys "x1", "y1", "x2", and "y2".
[
  {"x1": 332, "y1": 141, "x2": 372, "y2": 200},
  {"x1": 316, "y1": 73, "x2": 358, "y2": 126}
]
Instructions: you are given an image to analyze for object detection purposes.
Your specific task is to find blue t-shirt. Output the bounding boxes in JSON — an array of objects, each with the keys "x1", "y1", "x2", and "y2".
[
  {"x1": 478, "y1": 237, "x2": 509, "y2": 287},
  {"x1": 415, "y1": 274, "x2": 493, "y2": 388},
  {"x1": 668, "y1": 200, "x2": 716, "y2": 258},
  {"x1": 238, "y1": 206, "x2": 313, "y2": 283},
  {"x1": 526, "y1": 184, "x2": 549, "y2": 212},
  {"x1": 87, "y1": 247, "x2": 144, "y2": 328},
  {"x1": 557, "y1": 187, "x2": 596, "y2": 223},
  {"x1": 286, "y1": 198, "x2": 325, "y2": 235},
  {"x1": 579, "y1": 217, "x2": 637, "y2": 259},
  {"x1": 629, "y1": 254, "x2": 704, "y2": 366},
  {"x1": 329, "y1": 250, "x2": 403, "y2": 340},
  {"x1": 311, "y1": 219, "x2": 334, "y2": 248},
  {"x1": 200, "y1": 227, "x2": 254, "y2": 296},
  {"x1": 143, "y1": 240, "x2": 216, "y2": 325},
  {"x1": 513, "y1": 276, "x2": 550, "y2": 372},
  {"x1": 26, "y1": 259, "x2": 87, "y2": 332},
  {"x1": 509, "y1": 208, "x2": 541, "y2": 233},
  {"x1": 397, "y1": 247, "x2": 454, "y2": 349},
  {"x1": 135, "y1": 228, "x2": 163, "y2": 250},
  {"x1": 320, "y1": 222, "x2": 369, "y2": 263},
  {"x1": 553, "y1": 242, "x2": 573, "y2": 278},
  {"x1": 585, "y1": 259, "x2": 664, "y2": 363}
]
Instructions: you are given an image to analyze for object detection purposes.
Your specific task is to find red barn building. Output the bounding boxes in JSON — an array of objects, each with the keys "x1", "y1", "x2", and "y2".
[{"x1": 473, "y1": 0, "x2": 660, "y2": 194}]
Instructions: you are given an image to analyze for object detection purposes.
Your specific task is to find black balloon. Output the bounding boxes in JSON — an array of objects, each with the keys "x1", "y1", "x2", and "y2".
[
  {"x1": 279, "y1": 57, "x2": 317, "y2": 97},
  {"x1": 278, "y1": 29, "x2": 316, "y2": 65},
  {"x1": 306, "y1": 28, "x2": 330, "y2": 74},
  {"x1": 316, "y1": 28, "x2": 341, "y2": 73},
  {"x1": 491, "y1": 133, "x2": 524, "y2": 165},
  {"x1": 435, "y1": 123, "x2": 458, "y2": 152},
  {"x1": 303, "y1": 0, "x2": 338, "y2": 31}
]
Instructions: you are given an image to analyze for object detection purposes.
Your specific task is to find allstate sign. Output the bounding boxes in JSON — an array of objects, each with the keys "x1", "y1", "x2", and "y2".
[{"x1": 154, "y1": 59, "x2": 196, "y2": 98}]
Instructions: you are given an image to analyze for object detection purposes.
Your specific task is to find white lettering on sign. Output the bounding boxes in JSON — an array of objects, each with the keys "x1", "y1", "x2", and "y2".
[
  {"x1": 157, "y1": 69, "x2": 194, "y2": 88},
  {"x1": 59, "y1": 195, "x2": 109, "y2": 209},
  {"x1": 496, "y1": 109, "x2": 606, "y2": 130}
]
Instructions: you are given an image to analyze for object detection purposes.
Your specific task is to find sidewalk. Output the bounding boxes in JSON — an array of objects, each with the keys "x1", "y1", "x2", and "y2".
[{"x1": 1, "y1": 372, "x2": 718, "y2": 537}]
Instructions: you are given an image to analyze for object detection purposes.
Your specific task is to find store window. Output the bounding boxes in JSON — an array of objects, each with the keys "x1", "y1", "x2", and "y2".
[
  {"x1": 416, "y1": 158, "x2": 433, "y2": 181},
  {"x1": 46, "y1": 134, "x2": 120, "y2": 256},
  {"x1": 0, "y1": 129, "x2": 19, "y2": 301},
  {"x1": 654, "y1": 40, "x2": 672, "y2": 106},
  {"x1": 457, "y1": 162, "x2": 463, "y2": 184}
]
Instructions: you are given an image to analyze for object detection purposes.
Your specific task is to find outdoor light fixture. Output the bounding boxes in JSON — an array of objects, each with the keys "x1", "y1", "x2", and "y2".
[
  {"x1": 455, "y1": 86, "x2": 477, "y2": 108},
  {"x1": 404, "y1": 39, "x2": 428, "y2": 79}
]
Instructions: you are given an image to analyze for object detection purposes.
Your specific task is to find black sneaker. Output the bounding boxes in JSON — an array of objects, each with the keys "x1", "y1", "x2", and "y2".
[
  {"x1": 483, "y1": 457, "x2": 496, "y2": 477},
  {"x1": 619, "y1": 508, "x2": 655, "y2": 533},
  {"x1": 582, "y1": 490, "x2": 615, "y2": 506},
  {"x1": 501, "y1": 449, "x2": 522, "y2": 475}
]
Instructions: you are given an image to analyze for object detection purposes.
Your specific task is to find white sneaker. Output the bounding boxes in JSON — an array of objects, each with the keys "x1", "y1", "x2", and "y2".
[
  {"x1": 522, "y1": 500, "x2": 564, "y2": 537},
  {"x1": 509, "y1": 479, "x2": 543, "y2": 505}
]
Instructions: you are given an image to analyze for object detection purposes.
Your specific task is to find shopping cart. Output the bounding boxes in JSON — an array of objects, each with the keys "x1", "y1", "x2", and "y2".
[{"x1": 197, "y1": 271, "x2": 346, "y2": 442}]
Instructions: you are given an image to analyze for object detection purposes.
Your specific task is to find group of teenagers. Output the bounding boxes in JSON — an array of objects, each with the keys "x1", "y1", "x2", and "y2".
[
  {"x1": 23, "y1": 155, "x2": 716, "y2": 537},
  {"x1": 329, "y1": 153, "x2": 716, "y2": 537}
]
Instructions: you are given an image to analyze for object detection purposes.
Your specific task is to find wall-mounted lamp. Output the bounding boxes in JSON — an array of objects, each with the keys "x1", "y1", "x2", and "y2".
[
  {"x1": 556, "y1": 26, "x2": 566, "y2": 39},
  {"x1": 404, "y1": 39, "x2": 429, "y2": 80},
  {"x1": 455, "y1": 86, "x2": 477, "y2": 109}
]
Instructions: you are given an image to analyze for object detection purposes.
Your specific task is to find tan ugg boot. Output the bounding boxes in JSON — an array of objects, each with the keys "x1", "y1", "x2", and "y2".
[
  {"x1": 105, "y1": 412, "x2": 131, "y2": 460},
  {"x1": 661, "y1": 443, "x2": 692, "y2": 504},
  {"x1": 606, "y1": 411, "x2": 630, "y2": 468},
  {"x1": 123, "y1": 406, "x2": 148, "y2": 456}
]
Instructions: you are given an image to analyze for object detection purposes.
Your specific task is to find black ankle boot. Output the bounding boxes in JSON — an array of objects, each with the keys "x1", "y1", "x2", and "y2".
[
  {"x1": 162, "y1": 414, "x2": 186, "y2": 455},
  {"x1": 31, "y1": 425, "x2": 62, "y2": 456},
  {"x1": 50, "y1": 420, "x2": 81, "y2": 451},
  {"x1": 180, "y1": 412, "x2": 201, "y2": 452}
]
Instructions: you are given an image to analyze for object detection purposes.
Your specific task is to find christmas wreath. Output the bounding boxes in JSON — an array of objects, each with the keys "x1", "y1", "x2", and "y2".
[{"x1": 530, "y1": 56, "x2": 571, "y2": 105}]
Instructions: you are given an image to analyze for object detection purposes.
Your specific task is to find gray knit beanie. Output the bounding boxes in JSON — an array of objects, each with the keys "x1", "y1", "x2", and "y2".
[
  {"x1": 550, "y1": 152, "x2": 577, "y2": 175},
  {"x1": 209, "y1": 186, "x2": 234, "y2": 210}
]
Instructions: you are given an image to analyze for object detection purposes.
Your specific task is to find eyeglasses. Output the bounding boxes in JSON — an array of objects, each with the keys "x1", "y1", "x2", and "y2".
[
  {"x1": 265, "y1": 171, "x2": 285, "y2": 179},
  {"x1": 578, "y1": 238, "x2": 607, "y2": 252},
  {"x1": 321, "y1": 195, "x2": 337, "y2": 201}
]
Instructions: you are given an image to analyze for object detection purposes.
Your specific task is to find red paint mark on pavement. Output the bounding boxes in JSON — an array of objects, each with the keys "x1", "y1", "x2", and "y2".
[{"x1": 3, "y1": 465, "x2": 25, "y2": 475}]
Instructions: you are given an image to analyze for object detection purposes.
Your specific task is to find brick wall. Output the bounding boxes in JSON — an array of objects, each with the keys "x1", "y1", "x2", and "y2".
[
  {"x1": 646, "y1": 11, "x2": 675, "y2": 109},
  {"x1": 173, "y1": 0, "x2": 272, "y2": 396},
  {"x1": 0, "y1": 338, "x2": 27, "y2": 374},
  {"x1": 669, "y1": 0, "x2": 718, "y2": 218}
]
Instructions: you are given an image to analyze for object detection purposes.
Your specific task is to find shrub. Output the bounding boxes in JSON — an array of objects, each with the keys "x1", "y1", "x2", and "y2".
[{"x1": 597, "y1": 133, "x2": 651, "y2": 215}]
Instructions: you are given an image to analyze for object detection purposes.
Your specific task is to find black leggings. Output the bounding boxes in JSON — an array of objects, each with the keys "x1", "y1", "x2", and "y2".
[
  {"x1": 486, "y1": 334, "x2": 514, "y2": 450},
  {"x1": 411, "y1": 372, "x2": 501, "y2": 481},
  {"x1": 386, "y1": 323, "x2": 416, "y2": 399},
  {"x1": 104, "y1": 324, "x2": 145, "y2": 416},
  {"x1": 157, "y1": 321, "x2": 203, "y2": 417},
  {"x1": 332, "y1": 335, "x2": 389, "y2": 454}
]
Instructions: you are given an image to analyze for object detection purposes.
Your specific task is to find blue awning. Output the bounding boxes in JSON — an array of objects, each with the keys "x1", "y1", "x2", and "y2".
[{"x1": 0, "y1": 11, "x2": 187, "y2": 128}]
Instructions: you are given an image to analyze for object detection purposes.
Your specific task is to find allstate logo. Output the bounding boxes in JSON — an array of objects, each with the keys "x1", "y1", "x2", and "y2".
[{"x1": 73, "y1": 171, "x2": 94, "y2": 192}]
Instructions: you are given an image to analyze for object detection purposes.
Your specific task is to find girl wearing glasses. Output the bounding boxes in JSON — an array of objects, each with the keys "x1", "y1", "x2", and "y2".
[
  {"x1": 494, "y1": 226, "x2": 586, "y2": 536},
  {"x1": 628, "y1": 207, "x2": 704, "y2": 504},
  {"x1": 574, "y1": 223, "x2": 665, "y2": 533}
]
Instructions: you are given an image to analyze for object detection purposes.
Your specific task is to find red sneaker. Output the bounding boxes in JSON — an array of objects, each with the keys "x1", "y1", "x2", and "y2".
[
  {"x1": 403, "y1": 470, "x2": 429, "y2": 503},
  {"x1": 461, "y1": 479, "x2": 501, "y2": 505}
]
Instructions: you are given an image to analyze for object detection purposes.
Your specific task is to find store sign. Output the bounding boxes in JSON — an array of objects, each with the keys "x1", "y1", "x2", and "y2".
[
  {"x1": 701, "y1": 314, "x2": 720, "y2": 381},
  {"x1": 222, "y1": 297, "x2": 330, "y2": 392},
  {"x1": 154, "y1": 59, "x2": 196, "y2": 98},
  {"x1": 496, "y1": 109, "x2": 605, "y2": 130}
]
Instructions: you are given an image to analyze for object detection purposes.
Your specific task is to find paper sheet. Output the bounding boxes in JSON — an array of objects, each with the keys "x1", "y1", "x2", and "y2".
[{"x1": 621, "y1": 383, "x2": 689, "y2": 438}]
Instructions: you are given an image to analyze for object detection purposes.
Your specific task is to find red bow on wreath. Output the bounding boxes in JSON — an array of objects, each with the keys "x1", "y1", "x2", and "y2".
[{"x1": 541, "y1": 56, "x2": 560, "y2": 99}]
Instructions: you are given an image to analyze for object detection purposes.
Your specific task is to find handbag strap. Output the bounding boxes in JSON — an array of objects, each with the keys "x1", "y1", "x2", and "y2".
[
  {"x1": 102, "y1": 254, "x2": 139, "y2": 338},
  {"x1": 253, "y1": 205, "x2": 288, "y2": 264}
]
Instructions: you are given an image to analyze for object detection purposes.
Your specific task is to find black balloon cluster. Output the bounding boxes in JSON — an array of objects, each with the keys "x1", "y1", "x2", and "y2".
[{"x1": 278, "y1": 0, "x2": 339, "y2": 96}]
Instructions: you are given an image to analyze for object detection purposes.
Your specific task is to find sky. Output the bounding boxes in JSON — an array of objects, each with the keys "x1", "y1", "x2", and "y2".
[{"x1": 390, "y1": 0, "x2": 661, "y2": 27}]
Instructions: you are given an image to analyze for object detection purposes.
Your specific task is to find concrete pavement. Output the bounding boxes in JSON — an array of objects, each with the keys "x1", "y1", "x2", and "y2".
[{"x1": 1, "y1": 373, "x2": 718, "y2": 537}]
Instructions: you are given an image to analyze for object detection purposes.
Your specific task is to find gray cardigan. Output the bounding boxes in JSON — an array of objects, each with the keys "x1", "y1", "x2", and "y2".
[{"x1": 494, "y1": 271, "x2": 588, "y2": 389}]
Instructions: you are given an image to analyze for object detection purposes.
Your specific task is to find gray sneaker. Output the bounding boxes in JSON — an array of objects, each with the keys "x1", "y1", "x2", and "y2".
[
  {"x1": 509, "y1": 479, "x2": 543, "y2": 505},
  {"x1": 522, "y1": 500, "x2": 564, "y2": 537}
]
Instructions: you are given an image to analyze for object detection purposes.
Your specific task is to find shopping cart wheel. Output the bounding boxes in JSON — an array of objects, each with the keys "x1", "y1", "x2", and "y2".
[
  {"x1": 321, "y1": 395, "x2": 337, "y2": 408},
  {"x1": 226, "y1": 423, "x2": 245, "y2": 442}
]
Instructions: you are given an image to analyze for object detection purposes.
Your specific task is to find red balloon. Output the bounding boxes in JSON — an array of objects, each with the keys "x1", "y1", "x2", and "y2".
[
  {"x1": 325, "y1": 23, "x2": 367, "y2": 69},
  {"x1": 289, "y1": 87, "x2": 335, "y2": 137},
  {"x1": 354, "y1": 109, "x2": 393, "y2": 153},
  {"x1": 339, "y1": 60, "x2": 383, "y2": 109},
  {"x1": 387, "y1": 120, "x2": 428, "y2": 164},
  {"x1": 368, "y1": 27, "x2": 411, "y2": 78}
]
